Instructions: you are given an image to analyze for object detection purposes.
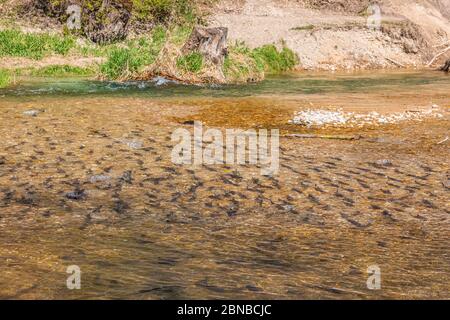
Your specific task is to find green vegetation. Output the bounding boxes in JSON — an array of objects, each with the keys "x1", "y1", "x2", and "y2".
[
  {"x1": 252, "y1": 44, "x2": 299, "y2": 73},
  {"x1": 177, "y1": 52, "x2": 203, "y2": 73},
  {"x1": 0, "y1": 29, "x2": 75, "y2": 59},
  {"x1": 0, "y1": 69, "x2": 11, "y2": 88},
  {"x1": 30, "y1": 65, "x2": 95, "y2": 77},
  {"x1": 170, "y1": 24, "x2": 194, "y2": 45},
  {"x1": 223, "y1": 42, "x2": 260, "y2": 82},
  {"x1": 0, "y1": 1, "x2": 298, "y2": 83},
  {"x1": 224, "y1": 42, "x2": 298, "y2": 82},
  {"x1": 100, "y1": 26, "x2": 167, "y2": 79},
  {"x1": 132, "y1": 0, "x2": 204, "y2": 24}
]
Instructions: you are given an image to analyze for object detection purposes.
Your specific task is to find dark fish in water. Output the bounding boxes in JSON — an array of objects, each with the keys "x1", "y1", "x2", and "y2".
[
  {"x1": 342, "y1": 197, "x2": 355, "y2": 207},
  {"x1": 119, "y1": 171, "x2": 133, "y2": 184},
  {"x1": 227, "y1": 203, "x2": 238, "y2": 217},
  {"x1": 307, "y1": 194, "x2": 320, "y2": 204},
  {"x1": 314, "y1": 185, "x2": 325, "y2": 193},
  {"x1": 292, "y1": 187, "x2": 303, "y2": 194},
  {"x1": 65, "y1": 188, "x2": 86, "y2": 200},
  {"x1": 137, "y1": 285, "x2": 184, "y2": 295},
  {"x1": 196, "y1": 279, "x2": 226, "y2": 293},
  {"x1": 371, "y1": 160, "x2": 393, "y2": 169},
  {"x1": 144, "y1": 177, "x2": 165, "y2": 185},
  {"x1": 420, "y1": 165, "x2": 435, "y2": 173},
  {"x1": 340, "y1": 213, "x2": 372, "y2": 228},
  {"x1": 113, "y1": 199, "x2": 129, "y2": 214},
  {"x1": 221, "y1": 176, "x2": 239, "y2": 186},
  {"x1": 422, "y1": 199, "x2": 436, "y2": 209},
  {"x1": 356, "y1": 179, "x2": 370, "y2": 189},
  {"x1": 382, "y1": 210, "x2": 397, "y2": 222},
  {"x1": 245, "y1": 285, "x2": 263, "y2": 292},
  {"x1": 18, "y1": 193, "x2": 37, "y2": 205},
  {"x1": 163, "y1": 166, "x2": 178, "y2": 174}
]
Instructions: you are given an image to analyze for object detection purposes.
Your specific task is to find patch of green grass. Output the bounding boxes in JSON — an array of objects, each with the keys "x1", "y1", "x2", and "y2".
[
  {"x1": 252, "y1": 44, "x2": 298, "y2": 73},
  {"x1": 131, "y1": 0, "x2": 207, "y2": 24},
  {"x1": 30, "y1": 65, "x2": 95, "y2": 77},
  {"x1": 223, "y1": 42, "x2": 262, "y2": 82},
  {"x1": 223, "y1": 55, "x2": 258, "y2": 82},
  {"x1": 100, "y1": 47, "x2": 141, "y2": 79},
  {"x1": 170, "y1": 24, "x2": 194, "y2": 45},
  {"x1": 0, "y1": 29, "x2": 76, "y2": 60},
  {"x1": 223, "y1": 42, "x2": 298, "y2": 82},
  {"x1": 0, "y1": 69, "x2": 12, "y2": 88},
  {"x1": 133, "y1": 0, "x2": 174, "y2": 22},
  {"x1": 176, "y1": 52, "x2": 203, "y2": 73},
  {"x1": 100, "y1": 27, "x2": 167, "y2": 80},
  {"x1": 151, "y1": 25, "x2": 168, "y2": 47}
]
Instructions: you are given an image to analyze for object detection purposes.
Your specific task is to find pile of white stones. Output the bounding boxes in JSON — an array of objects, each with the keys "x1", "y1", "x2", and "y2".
[
  {"x1": 289, "y1": 109, "x2": 347, "y2": 127},
  {"x1": 288, "y1": 106, "x2": 444, "y2": 128}
]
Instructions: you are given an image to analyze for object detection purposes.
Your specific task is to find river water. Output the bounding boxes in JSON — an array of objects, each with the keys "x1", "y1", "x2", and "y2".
[{"x1": 0, "y1": 70, "x2": 449, "y2": 299}]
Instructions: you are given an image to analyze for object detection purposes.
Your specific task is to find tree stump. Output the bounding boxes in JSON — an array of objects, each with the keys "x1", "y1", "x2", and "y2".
[
  {"x1": 82, "y1": 0, "x2": 132, "y2": 44},
  {"x1": 182, "y1": 27, "x2": 228, "y2": 65},
  {"x1": 441, "y1": 59, "x2": 450, "y2": 72}
]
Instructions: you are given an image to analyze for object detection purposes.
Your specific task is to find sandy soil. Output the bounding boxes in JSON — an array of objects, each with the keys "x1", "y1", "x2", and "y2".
[{"x1": 209, "y1": 0, "x2": 450, "y2": 70}]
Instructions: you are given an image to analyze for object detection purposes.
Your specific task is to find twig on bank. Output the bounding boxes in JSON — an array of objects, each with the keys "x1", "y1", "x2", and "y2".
[
  {"x1": 437, "y1": 136, "x2": 449, "y2": 145},
  {"x1": 433, "y1": 40, "x2": 450, "y2": 48},
  {"x1": 426, "y1": 46, "x2": 450, "y2": 67},
  {"x1": 385, "y1": 57, "x2": 405, "y2": 68}
]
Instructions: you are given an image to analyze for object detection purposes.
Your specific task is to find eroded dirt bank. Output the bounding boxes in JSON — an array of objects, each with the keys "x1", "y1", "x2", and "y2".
[{"x1": 210, "y1": 0, "x2": 450, "y2": 70}]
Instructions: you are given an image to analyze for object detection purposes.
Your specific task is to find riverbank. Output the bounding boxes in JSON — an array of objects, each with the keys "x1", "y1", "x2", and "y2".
[
  {"x1": 210, "y1": 0, "x2": 450, "y2": 71},
  {"x1": 1, "y1": 0, "x2": 449, "y2": 87},
  {"x1": 0, "y1": 26, "x2": 298, "y2": 85}
]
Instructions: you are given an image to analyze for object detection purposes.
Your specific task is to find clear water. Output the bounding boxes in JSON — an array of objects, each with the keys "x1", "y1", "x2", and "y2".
[
  {"x1": 0, "y1": 70, "x2": 449, "y2": 299},
  {"x1": 2, "y1": 70, "x2": 449, "y2": 98}
]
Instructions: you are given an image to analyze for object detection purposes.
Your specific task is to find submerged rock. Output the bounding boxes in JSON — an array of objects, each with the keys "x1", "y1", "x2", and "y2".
[
  {"x1": 125, "y1": 140, "x2": 143, "y2": 149},
  {"x1": 90, "y1": 175, "x2": 111, "y2": 183},
  {"x1": 23, "y1": 110, "x2": 40, "y2": 117},
  {"x1": 152, "y1": 76, "x2": 177, "y2": 86},
  {"x1": 375, "y1": 159, "x2": 393, "y2": 167}
]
